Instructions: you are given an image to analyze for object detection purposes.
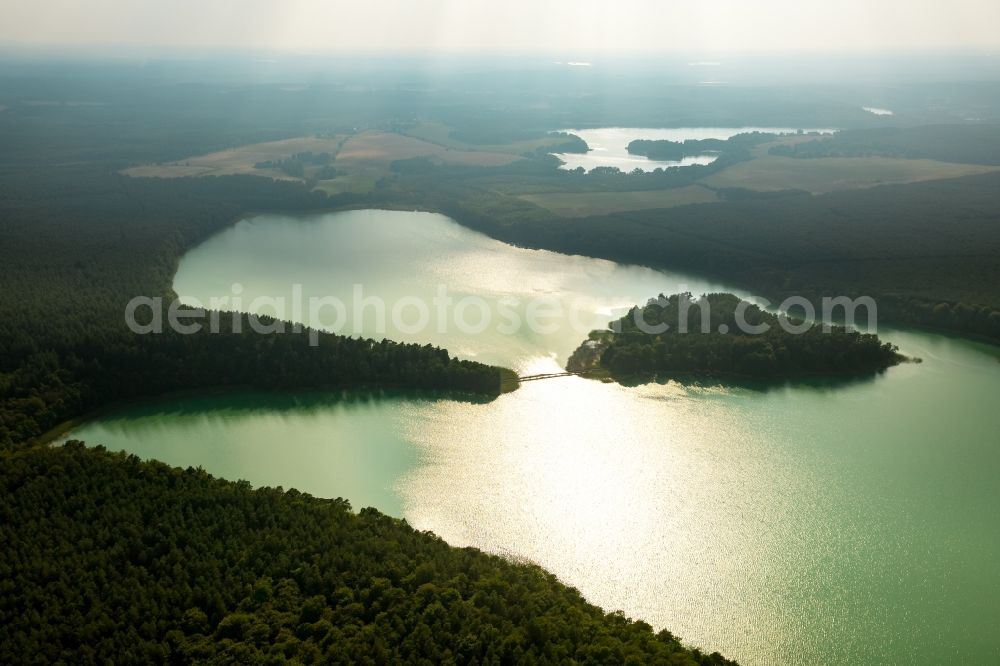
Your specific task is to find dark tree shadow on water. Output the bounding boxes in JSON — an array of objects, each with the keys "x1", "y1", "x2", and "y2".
[
  {"x1": 73, "y1": 386, "x2": 492, "y2": 429},
  {"x1": 608, "y1": 367, "x2": 894, "y2": 394}
]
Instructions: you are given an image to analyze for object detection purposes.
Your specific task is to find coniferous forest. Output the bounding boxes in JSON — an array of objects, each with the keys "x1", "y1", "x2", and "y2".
[
  {"x1": 0, "y1": 443, "x2": 734, "y2": 665},
  {"x1": 567, "y1": 293, "x2": 903, "y2": 381},
  {"x1": 0, "y1": 169, "x2": 505, "y2": 448},
  {"x1": 3, "y1": 52, "x2": 1000, "y2": 665},
  {"x1": 0, "y1": 85, "x2": 730, "y2": 664}
]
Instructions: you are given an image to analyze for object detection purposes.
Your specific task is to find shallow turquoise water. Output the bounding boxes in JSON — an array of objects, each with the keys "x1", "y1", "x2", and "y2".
[{"x1": 67, "y1": 209, "x2": 1000, "y2": 665}]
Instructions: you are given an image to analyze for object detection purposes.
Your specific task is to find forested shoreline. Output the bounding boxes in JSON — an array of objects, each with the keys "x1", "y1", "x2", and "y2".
[
  {"x1": 4, "y1": 67, "x2": 1000, "y2": 664},
  {"x1": 0, "y1": 169, "x2": 506, "y2": 449},
  {"x1": 567, "y1": 293, "x2": 903, "y2": 382},
  {"x1": 378, "y1": 165, "x2": 1000, "y2": 343},
  {"x1": 0, "y1": 442, "x2": 734, "y2": 665},
  {"x1": 0, "y1": 85, "x2": 738, "y2": 656},
  {"x1": 626, "y1": 132, "x2": 783, "y2": 162}
]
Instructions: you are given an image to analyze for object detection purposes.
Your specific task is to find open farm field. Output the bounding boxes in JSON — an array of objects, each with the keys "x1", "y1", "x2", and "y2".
[
  {"x1": 400, "y1": 122, "x2": 574, "y2": 155},
  {"x1": 124, "y1": 135, "x2": 348, "y2": 179},
  {"x1": 124, "y1": 131, "x2": 520, "y2": 194},
  {"x1": 336, "y1": 131, "x2": 520, "y2": 167},
  {"x1": 703, "y1": 153, "x2": 1000, "y2": 193},
  {"x1": 518, "y1": 184, "x2": 720, "y2": 216}
]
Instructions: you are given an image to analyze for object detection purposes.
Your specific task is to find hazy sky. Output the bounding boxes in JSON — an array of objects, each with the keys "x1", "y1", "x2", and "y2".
[{"x1": 2, "y1": 0, "x2": 999, "y2": 53}]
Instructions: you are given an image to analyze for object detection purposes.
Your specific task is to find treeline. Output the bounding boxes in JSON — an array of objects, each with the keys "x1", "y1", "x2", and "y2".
[
  {"x1": 569, "y1": 293, "x2": 901, "y2": 380},
  {"x1": 539, "y1": 132, "x2": 590, "y2": 155},
  {"x1": 0, "y1": 168, "x2": 503, "y2": 448},
  {"x1": 626, "y1": 132, "x2": 782, "y2": 162},
  {"x1": 3, "y1": 311, "x2": 502, "y2": 447},
  {"x1": 768, "y1": 125, "x2": 1000, "y2": 165},
  {"x1": 628, "y1": 138, "x2": 727, "y2": 161},
  {"x1": 877, "y1": 294, "x2": 1000, "y2": 340},
  {"x1": 0, "y1": 442, "x2": 735, "y2": 665}
]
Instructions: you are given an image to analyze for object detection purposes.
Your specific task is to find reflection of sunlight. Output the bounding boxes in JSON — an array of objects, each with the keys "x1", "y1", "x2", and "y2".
[
  {"x1": 399, "y1": 376, "x2": 774, "y2": 652},
  {"x1": 526, "y1": 379, "x2": 656, "y2": 554},
  {"x1": 70, "y1": 321, "x2": 1000, "y2": 665},
  {"x1": 517, "y1": 354, "x2": 564, "y2": 376},
  {"x1": 175, "y1": 209, "x2": 748, "y2": 371},
  {"x1": 554, "y1": 127, "x2": 835, "y2": 173},
  {"x1": 595, "y1": 303, "x2": 637, "y2": 317},
  {"x1": 162, "y1": 207, "x2": 1000, "y2": 665}
]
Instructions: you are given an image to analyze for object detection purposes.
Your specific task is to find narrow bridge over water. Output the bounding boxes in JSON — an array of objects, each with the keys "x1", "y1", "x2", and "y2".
[{"x1": 515, "y1": 370, "x2": 599, "y2": 382}]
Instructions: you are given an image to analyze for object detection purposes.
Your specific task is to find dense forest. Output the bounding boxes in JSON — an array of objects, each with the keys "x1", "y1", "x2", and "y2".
[
  {"x1": 628, "y1": 138, "x2": 727, "y2": 161},
  {"x1": 0, "y1": 168, "x2": 505, "y2": 449},
  {"x1": 566, "y1": 293, "x2": 902, "y2": 381},
  {"x1": 0, "y1": 442, "x2": 734, "y2": 665}
]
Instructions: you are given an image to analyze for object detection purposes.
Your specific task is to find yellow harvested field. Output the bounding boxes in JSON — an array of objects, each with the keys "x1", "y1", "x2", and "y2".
[
  {"x1": 124, "y1": 131, "x2": 519, "y2": 195},
  {"x1": 400, "y1": 122, "x2": 572, "y2": 155},
  {"x1": 703, "y1": 154, "x2": 1000, "y2": 194},
  {"x1": 123, "y1": 136, "x2": 348, "y2": 179},
  {"x1": 518, "y1": 185, "x2": 719, "y2": 216},
  {"x1": 335, "y1": 132, "x2": 520, "y2": 167}
]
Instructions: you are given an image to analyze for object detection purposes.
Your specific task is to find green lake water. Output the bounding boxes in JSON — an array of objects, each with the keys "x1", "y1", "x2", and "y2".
[{"x1": 65, "y1": 209, "x2": 1000, "y2": 665}]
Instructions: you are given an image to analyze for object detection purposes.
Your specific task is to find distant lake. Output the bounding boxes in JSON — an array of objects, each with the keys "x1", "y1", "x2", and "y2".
[
  {"x1": 65, "y1": 209, "x2": 1000, "y2": 665},
  {"x1": 552, "y1": 127, "x2": 835, "y2": 172}
]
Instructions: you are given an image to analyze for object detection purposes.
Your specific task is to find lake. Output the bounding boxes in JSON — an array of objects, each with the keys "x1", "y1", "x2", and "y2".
[
  {"x1": 551, "y1": 127, "x2": 835, "y2": 172},
  {"x1": 65, "y1": 209, "x2": 1000, "y2": 665}
]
